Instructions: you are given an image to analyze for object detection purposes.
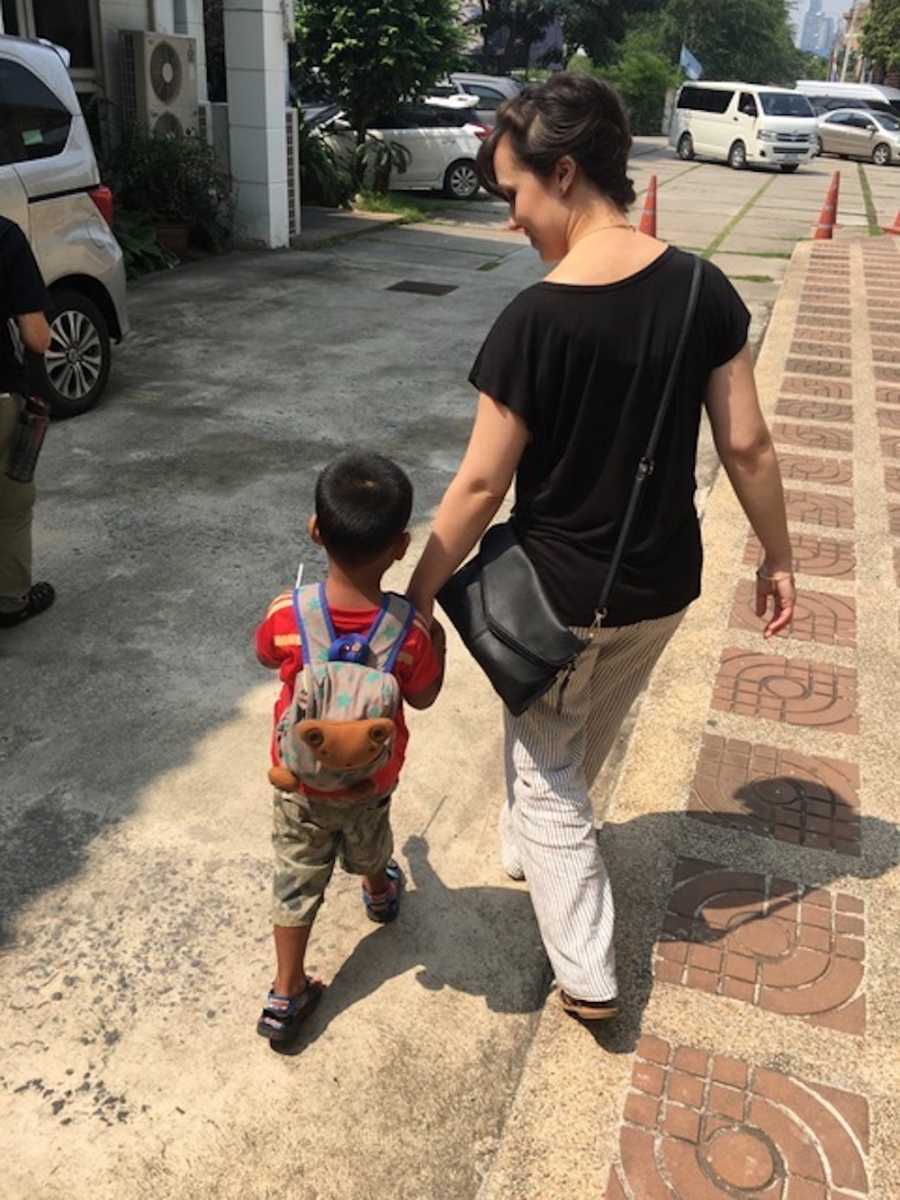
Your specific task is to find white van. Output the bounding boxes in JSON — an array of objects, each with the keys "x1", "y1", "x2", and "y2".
[
  {"x1": 795, "y1": 80, "x2": 900, "y2": 118},
  {"x1": 669, "y1": 82, "x2": 818, "y2": 172}
]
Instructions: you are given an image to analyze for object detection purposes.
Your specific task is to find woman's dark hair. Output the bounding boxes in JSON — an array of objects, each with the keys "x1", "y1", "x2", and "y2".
[
  {"x1": 477, "y1": 72, "x2": 636, "y2": 210},
  {"x1": 315, "y1": 451, "x2": 413, "y2": 566}
]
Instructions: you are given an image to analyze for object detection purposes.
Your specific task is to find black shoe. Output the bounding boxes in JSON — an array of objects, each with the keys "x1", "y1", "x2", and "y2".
[{"x1": 0, "y1": 581, "x2": 55, "y2": 628}]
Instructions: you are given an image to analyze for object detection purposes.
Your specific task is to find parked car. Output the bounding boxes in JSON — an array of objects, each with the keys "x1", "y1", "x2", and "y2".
[
  {"x1": 0, "y1": 33, "x2": 128, "y2": 418},
  {"x1": 669, "y1": 82, "x2": 817, "y2": 172},
  {"x1": 323, "y1": 103, "x2": 489, "y2": 199},
  {"x1": 426, "y1": 73, "x2": 521, "y2": 127},
  {"x1": 816, "y1": 108, "x2": 900, "y2": 167},
  {"x1": 795, "y1": 79, "x2": 900, "y2": 118}
]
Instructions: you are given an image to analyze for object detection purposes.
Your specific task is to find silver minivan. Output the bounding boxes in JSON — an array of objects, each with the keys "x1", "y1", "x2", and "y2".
[{"x1": 0, "y1": 33, "x2": 129, "y2": 417}]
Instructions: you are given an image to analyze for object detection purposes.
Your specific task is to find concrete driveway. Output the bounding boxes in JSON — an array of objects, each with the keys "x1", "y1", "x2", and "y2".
[{"x1": 2, "y1": 147, "x2": 891, "y2": 1197}]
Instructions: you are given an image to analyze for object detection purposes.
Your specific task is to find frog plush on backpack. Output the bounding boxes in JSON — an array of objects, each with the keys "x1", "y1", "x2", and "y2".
[{"x1": 268, "y1": 583, "x2": 414, "y2": 801}]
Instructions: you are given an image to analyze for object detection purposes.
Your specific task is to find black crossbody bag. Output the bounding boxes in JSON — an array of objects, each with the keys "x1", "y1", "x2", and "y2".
[{"x1": 437, "y1": 256, "x2": 703, "y2": 716}]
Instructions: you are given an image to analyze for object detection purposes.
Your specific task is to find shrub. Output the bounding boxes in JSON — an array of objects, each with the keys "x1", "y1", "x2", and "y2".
[
  {"x1": 606, "y1": 48, "x2": 678, "y2": 135},
  {"x1": 112, "y1": 210, "x2": 177, "y2": 278},
  {"x1": 105, "y1": 129, "x2": 235, "y2": 250},
  {"x1": 297, "y1": 115, "x2": 356, "y2": 208}
]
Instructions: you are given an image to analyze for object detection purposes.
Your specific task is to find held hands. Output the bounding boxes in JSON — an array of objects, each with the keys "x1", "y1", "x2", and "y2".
[{"x1": 755, "y1": 565, "x2": 796, "y2": 639}]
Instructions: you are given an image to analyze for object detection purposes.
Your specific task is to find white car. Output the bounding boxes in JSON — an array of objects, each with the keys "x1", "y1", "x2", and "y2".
[{"x1": 325, "y1": 103, "x2": 489, "y2": 199}]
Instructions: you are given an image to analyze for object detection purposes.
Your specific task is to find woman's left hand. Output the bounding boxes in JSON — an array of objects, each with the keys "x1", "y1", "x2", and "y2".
[{"x1": 408, "y1": 589, "x2": 435, "y2": 627}]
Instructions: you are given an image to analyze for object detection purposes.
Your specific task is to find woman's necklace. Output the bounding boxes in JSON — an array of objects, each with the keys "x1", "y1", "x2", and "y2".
[{"x1": 573, "y1": 223, "x2": 634, "y2": 245}]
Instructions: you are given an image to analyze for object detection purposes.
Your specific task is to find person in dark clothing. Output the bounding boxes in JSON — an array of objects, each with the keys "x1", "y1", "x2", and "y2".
[
  {"x1": 0, "y1": 215, "x2": 54, "y2": 627},
  {"x1": 407, "y1": 74, "x2": 795, "y2": 1022}
]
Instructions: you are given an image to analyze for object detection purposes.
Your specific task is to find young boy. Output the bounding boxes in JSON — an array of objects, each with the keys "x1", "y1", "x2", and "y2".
[{"x1": 254, "y1": 451, "x2": 445, "y2": 1043}]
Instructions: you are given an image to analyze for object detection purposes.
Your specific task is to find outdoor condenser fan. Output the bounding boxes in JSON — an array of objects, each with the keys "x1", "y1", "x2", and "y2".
[{"x1": 149, "y1": 39, "x2": 183, "y2": 104}]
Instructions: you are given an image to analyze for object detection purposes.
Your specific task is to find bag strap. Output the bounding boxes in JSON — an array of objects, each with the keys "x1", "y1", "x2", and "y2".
[{"x1": 595, "y1": 255, "x2": 703, "y2": 626}]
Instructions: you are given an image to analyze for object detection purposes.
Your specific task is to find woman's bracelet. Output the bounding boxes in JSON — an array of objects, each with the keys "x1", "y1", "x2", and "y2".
[{"x1": 756, "y1": 566, "x2": 794, "y2": 583}]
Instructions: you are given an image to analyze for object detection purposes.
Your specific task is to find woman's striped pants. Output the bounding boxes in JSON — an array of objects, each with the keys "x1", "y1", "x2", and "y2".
[{"x1": 501, "y1": 608, "x2": 685, "y2": 1002}]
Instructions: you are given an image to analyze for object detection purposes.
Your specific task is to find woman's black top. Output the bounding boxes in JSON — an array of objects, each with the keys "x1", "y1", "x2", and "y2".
[{"x1": 469, "y1": 248, "x2": 751, "y2": 627}]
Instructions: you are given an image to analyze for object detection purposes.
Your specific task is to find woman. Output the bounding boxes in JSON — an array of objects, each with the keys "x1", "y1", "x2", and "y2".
[{"x1": 407, "y1": 73, "x2": 795, "y2": 1021}]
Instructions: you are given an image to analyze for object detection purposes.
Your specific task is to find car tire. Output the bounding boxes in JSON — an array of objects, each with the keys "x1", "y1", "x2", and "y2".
[
  {"x1": 728, "y1": 141, "x2": 746, "y2": 170},
  {"x1": 443, "y1": 159, "x2": 479, "y2": 200},
  {"x1": 872, "y1": 142, "x2": 891, "y2": 167},
  {"x1": 781, "y1": 163, "x2": 800, "y2": 173},
  {"x1": 35, "y1": 289, "x2": 111, "y2": 419},
  {"x1": 677, "y1": 133, "x2": 694, "y2": 161}
]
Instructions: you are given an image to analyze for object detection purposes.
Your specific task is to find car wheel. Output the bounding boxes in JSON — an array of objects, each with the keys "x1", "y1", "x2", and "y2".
[
  {"x1": 443, "y1": 160, "x2": 479, "y2": 200},
  {"x1": 781, "y1": 163, "x2": 800, "y2": 173},
  {"x1": 872, "y1": 142, "x2": 891, "y2": 167},
  {"x1": 728, "y1": 140, "x2": 746, "y2": 170},
  {"x1": 35, "y1": 289, "x2": 111, "y2": 419},
  {"x1": 677, "y1": 133, "x2": 694, "y2": 161}
]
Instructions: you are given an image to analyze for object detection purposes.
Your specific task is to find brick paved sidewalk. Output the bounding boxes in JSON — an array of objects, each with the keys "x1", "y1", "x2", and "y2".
[{"x1": 479, "y1": 237, "x2": 900, "y2": 1200}]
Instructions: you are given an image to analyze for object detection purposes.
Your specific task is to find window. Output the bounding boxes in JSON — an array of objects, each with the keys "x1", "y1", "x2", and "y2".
[
  {"x1": 676, "y1": 86, "x2": 734, "y2": 114},
  {"x1": 465, "y1": 84, "x2": 504, "y2": 110},
  {"x1": 847, "y1": 113, "x2": 876, "y2": 130},
  {"x1": 0, "y1": 59, "x2": 72, "y2": 165},
  {"x1": 32, "y1": 0, "x2": 95, "y2": 71},
  {"x1": 1, "y1": 0, "x2": 20, "y2": 35},
  {"x1": 825, "y1": 112, "x2": 852, "y2": 125},
  {"x1": 739, "y1": 92, "x2": 758, "y2": 118},
  {"x1": 759, "y1": 92, "x2": 815, "y2": 117},
  {"x1": 876, "y1": 113, "x2": 900, "y2": 132}
]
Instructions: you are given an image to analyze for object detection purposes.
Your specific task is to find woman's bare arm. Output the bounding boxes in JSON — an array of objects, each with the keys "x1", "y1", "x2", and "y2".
[
  {"x1": 407, "y1": 393, "x2": 529, "y2": 620},
  {"x1": 705, "y1": 343, "x2": 795, "y2": 637}
]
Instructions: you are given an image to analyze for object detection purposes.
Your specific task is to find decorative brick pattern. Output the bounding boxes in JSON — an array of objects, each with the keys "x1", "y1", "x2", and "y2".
[
  {"x1": 785, "y1": 358, "x2": 852, "y2": 380},
  {"x1": 871, "y1": 333, "x2": 900, "y2": 351},
  {"x1": 877, "y1": 386, "x2": 900, "y2": 406},
  {"x1": 875, "y1": 366, "x2": 900, "y2": 384},
  {"x1": 885, "y1": 466, "x2": 900, "y2": 494},
  {"x1": 782, "y1": 376, "x2": 852, "y2": 400},
  {"x1": 871, "y1": 321, "x2": 900, "y2": 334},
  {"x1": 895, "y1": 547, "x2": 900, "y2": 587},
  {"x1": 796, "y1": 304, "x2": 850, "y2": 318},
  {"x1": 730, "y1": 580, "x2": 856, "y2": 647},
  {"x1": 653, "y1": 861, "x2": 866, "y2": 1033},
  {"x1": 890, "y1": 506, "x2": 900, "y2": 536},
  {"x1": 744, "y1": 532, "x2": 855, "y2": 579},
  {"x1": 777, "y1": 398, "x2": 853, "y2": 423},
  {"x1": 773, "y1": 422, "x2": 853, "y2": 452},
  {"x1": 873, "y1": 347, "x2": 900, "y2": 365},
  {"x1": 795, "y1": 325, "x2": 851, "y2": 346},
  {"x1": 607, "y1": 1038, "x2": 870, "y2": 1198},
  {"x1": 879, "y1": 409, "x2": 900, "y2": 431},
  {"x1": 689, "y1": 734, "x2": 861, "y2": 855},
  {"x1": 792, "y1": 339, "x2": 851, "y2": 361},
  {"x1": 711, "y1": 648, "x2": 859, "y2": 733},
  {"x1": 796, "y1": 314, "x2": 852, "y2": 330},
  {"x1": 883, "y1": 435, "x2": 900, "y2": 459},
  {"x1": 784, "y1": 489, "x2": 854, "y2": 530},
  {"x1": 775, "y1": 454, "x2": 852, "y2": 487}
]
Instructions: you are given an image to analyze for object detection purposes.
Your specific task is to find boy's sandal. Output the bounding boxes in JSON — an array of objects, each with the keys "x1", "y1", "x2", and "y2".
[
  {"x1": 362, "y1": 860, "x2": 405, "y2": 924},
  {"x1": 256, "y1": 977, "x2": 324, "y2": 1043},
  {"x1": 0, "y1": 581, "x2": 55, "y2": 628},
  {"x1": 559, "y1": 990, "x2": 619, "y2": 1022}
]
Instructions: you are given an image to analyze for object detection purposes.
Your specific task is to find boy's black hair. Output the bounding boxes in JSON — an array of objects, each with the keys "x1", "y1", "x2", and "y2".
[{"x1": 315, "y1": 451, "x2": 413, "y2": 567}]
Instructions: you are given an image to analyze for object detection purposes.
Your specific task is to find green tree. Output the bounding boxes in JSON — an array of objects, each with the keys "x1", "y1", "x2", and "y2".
[
  {"x1": 555, "y1": 0, "x2": 665, "y2": 66},
  {"x1": 606, "y1": 45, "x2": 678, "y2": 132},
  {"x1": 659, "y1": 0, "x2": 802, "y2": 84},
  {"x1": 473, "y1": 1, "x2": 559, "y2": 72},
  {"x1": 297, "y1": 0, "x2": 463, "y2": 145},
  {"x1": 861, "y1": 0, "x2": 900, "y2": 75}
]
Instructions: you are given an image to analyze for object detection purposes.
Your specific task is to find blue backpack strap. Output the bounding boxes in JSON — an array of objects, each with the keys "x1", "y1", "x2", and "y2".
[
  {"x1": 292, "y1": 583, "x2": 333, "y2": 668},
  {"x1": 368, "y1": 593, "x2": 415, "y2": 674}
]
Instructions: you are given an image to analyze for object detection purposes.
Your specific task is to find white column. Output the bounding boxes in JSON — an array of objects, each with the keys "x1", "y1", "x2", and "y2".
[{"x1": 223, "y1": 0, "x2": 289, "y2": 248}]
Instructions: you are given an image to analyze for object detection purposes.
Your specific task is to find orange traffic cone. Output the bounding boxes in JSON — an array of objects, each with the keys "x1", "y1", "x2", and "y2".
[
  {"x1": 639, "y1": 174, "x2": 658, "y2": 237},
  {"x1": 882, "y1": 210, "x2": 900, "y2": 235},
  {"x1": 812, "y1": 171, "x2": 840, "y2": 239}
]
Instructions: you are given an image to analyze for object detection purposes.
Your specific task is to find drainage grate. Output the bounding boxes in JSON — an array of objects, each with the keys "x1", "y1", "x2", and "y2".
[{"x1": 386, "y1": 280, "x2": 458, "y2": 296}]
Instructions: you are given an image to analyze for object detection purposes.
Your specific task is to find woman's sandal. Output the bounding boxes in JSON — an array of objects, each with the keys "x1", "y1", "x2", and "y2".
[
  {"x1": 0, "y1": 581, "x2": 55, "y2": 628},
  {"x1": 559, "y1": 990, "x2": 619, "y2": 1022},
  {"x1": 256, "y1": 977, "x2": 324, "y2": 1043},
  {"x1": 361, "y1": 860, "x2": 405, "y2": 924}
]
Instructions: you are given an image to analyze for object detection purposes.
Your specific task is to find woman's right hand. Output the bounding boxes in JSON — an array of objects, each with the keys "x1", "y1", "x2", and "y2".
[{"x1": 755, "y1": 566, "x2": 795, "y2": 639}]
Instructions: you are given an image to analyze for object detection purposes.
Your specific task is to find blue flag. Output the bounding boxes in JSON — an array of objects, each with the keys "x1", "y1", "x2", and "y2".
[{"x1": 680, "y1": 44, "x2": 703, "y2": 81}]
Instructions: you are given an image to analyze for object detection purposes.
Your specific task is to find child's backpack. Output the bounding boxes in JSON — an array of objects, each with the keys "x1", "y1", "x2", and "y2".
[{"x1": 269, "y1": 583, "x2": 415, "y2": 800}]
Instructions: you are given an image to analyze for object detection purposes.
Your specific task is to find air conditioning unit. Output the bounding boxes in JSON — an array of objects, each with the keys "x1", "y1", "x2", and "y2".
[{"x1": 120, "y1": 31, "x2": 199, "y2": 137}]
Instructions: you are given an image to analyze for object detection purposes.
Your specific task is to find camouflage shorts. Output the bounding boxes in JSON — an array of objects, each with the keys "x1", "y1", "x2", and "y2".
[{"x1": 271, "y1": 790, "x2": 394, "y2": 927}]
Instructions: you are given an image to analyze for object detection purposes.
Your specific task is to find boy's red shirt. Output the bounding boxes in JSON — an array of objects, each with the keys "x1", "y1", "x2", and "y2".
[{"x1": 256, "y1": 590, "x2": 440, "y2": 797}]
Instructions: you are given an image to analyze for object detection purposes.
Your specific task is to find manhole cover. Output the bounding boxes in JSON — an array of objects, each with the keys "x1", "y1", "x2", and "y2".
[{"x1": 386, "y1": 280, "x2": 457, "y2": 296}]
